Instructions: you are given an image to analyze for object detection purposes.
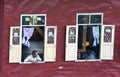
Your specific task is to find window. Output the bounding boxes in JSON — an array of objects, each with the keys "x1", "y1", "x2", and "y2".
[
  {"x1": 65, "y1": 13, "x2": 115, "y2": 61},
  {"x1": 77, "y1": 13, "x2": 103, "y2": 61},
  {"x1": 21, "y1": 14, "x2": 46, "y2": 26},
  {"x1": 77, "y1": 13, "x2": 103, "y2": 25},
  {"x1": 9, "y1": 14, "x2": 57, "y2": 63}
]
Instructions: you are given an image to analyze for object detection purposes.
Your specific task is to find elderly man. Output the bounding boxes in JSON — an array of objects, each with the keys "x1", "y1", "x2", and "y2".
[{"x1": 24, "y1": 50, "x2": 42, "y2": 63}]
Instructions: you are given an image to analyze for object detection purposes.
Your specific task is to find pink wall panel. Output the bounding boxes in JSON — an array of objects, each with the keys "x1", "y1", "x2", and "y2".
[{"x1": 2, "y1": 0, "x2": 120, "y2": 77}]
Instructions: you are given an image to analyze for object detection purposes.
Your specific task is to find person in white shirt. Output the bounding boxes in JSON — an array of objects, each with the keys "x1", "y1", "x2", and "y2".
[{"x1": 24, "y1": 50, "x2": 42, "y2": 63}]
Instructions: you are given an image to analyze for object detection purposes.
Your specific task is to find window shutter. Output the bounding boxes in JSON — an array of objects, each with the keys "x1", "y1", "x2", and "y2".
[
  {"x1": 44, "y1": 26, "x2": 57, "y2": 62},
  {"x1": 100, "y1": 25, "x2": 115, "y2": 60},
  {"x1": 9, "y1": 26, "x2": 22, "y2": 63},
  {"x1": 65, "y1": 26, "x2": 78, "y2": 61}
]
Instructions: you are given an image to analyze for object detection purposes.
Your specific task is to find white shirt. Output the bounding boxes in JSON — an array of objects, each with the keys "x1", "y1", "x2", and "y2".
[{"x1": 24, "y1": 55, "x2": 42, "y2": 63}]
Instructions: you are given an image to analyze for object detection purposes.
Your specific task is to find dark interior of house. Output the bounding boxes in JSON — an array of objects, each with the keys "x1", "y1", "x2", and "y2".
[
  {"x1": 21, "y1": 26, "x2": 44, "y2": 62},
  {"x1": 77, "y1": 25, "x2": 101, "y2": 60}
]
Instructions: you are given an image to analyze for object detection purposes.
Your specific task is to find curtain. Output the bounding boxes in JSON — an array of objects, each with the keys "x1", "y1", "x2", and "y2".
[
  {"x1": 22, "y1": 28, "x2": 34, "y2": 47},
  {"x1": 92, "y1": 26, "x2": 99, "y2": 46}
]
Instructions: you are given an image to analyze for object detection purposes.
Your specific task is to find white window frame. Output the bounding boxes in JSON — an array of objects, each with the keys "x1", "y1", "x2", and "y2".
[
  {"x1": 20, "y1": 14, "x2": 46, "y2": 26},
  {"x1": 75, "y1": 13, "x2": 115, "y2": 62},
  {"x1": 9, "y1": 14, "x2": 57, "y2": 64},
  {"x1": 76, "y1": 13, "x2": 103, "y2": 25}
]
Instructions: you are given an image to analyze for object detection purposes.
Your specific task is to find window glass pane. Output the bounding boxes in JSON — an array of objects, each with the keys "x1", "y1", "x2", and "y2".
[
  {"x1": 78, "y1": 15, "x2": 89, "y2": 24},
  {"x1": 69, "y1": 27, "x2": 76, "y2": 35},
  {"x1": 12, "y1": 28, "x2": 20, "y2": 45},
  {"x1": 68, "y1": 36, "x2": 76, "y2": 43},
  {"x1": 68, "y1": 27, "x2": 76, "y2": 43},
  {"x1": 22, "y1": 16, "x2": 33, "y2": 25},
  {"x1": 47, "y1": 28, "x2": 54, "y2": 44},
  {"x1": 104, "y1": 26, "x2": 112, "y2": 42},
  {"x1": 21, "y1": 26, "x2": 44, "y2": 62},
  {"x1": 33, "y1": 16, "x2": 45, "y2": 25},
  {"x1": 90, "y1": 15, "x2": 101, "y2": 24}
]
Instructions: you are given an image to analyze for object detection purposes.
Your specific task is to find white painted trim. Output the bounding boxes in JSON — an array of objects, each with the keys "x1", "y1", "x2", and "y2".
[
  {"x1": 20, "y1": 14, "x2": 46, "y2": 26},
  {"x1": 76, "y1": 13, "x2": 103, "y2": 25}
]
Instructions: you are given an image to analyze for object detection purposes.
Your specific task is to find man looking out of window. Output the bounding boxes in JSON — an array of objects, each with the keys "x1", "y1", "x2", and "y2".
[{"x1": 24, "y1": 50, "x2": 42, "y2": 63}]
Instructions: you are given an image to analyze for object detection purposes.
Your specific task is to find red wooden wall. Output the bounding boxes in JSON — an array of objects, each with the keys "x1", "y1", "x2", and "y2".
[
  {"x1": 0, "y1": 0, "x2": 4, "y2": 77},
  {"x1": 2, "y1": 0, "x2": 120, "y2": 77}
]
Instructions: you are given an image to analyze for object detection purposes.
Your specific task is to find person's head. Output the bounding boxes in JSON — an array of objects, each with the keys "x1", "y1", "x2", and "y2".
[
  {"x1": 32, "y1": 50, "x2": 38, "y2": 58},
  {"x1": 86, "y1": 46, "x2": 92, "y2": 55}
]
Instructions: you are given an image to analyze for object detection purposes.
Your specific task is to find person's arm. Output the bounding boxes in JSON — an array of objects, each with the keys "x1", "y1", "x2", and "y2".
[
  {"x1": 24, "y1": 55, "x2": 34, "y2": 63},
  {"x1": 36, "y1": 55, "x2": 42, "y2": 62}
]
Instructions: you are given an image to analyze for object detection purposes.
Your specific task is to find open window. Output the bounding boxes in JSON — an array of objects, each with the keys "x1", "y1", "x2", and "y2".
[
  {"x1": 21, "y1": 26, "x2": 45, "y2": 63},
  {"x1": 76, "y1": 13, "x2": 103, "y2": 61},
  {"x1": 20, "y1": 14, "x2": 47, "y2": 63},
  {"x1": 65, "y1": 26, "x2": 78, "y2": 61},
  {"x1": 9, "y1": 14, "x2": 57, "y2": 63},
  {"x1": 65, "y1": 13, "x2": 115, "y2": 61},
  {"x1": 21, "y1": 26, "x2": 57, "y2": 63},
  {"x1": 9, "y1": 26, "x2": 57, "y2": 63},
  {"x1": 77, "y1": 25, "x2": 101, "y2": 61},
  {"x1": 76, "y1": 13, "x2": 115, "y2": 61}
]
